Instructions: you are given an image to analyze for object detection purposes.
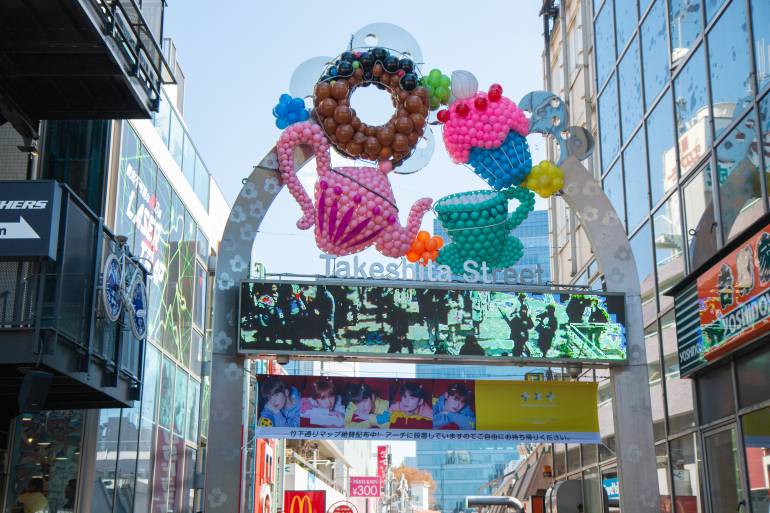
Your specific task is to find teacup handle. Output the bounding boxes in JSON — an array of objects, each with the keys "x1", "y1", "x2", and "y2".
[{"x1": 502, "y1": 186, "x2": 536, "y2": 230}]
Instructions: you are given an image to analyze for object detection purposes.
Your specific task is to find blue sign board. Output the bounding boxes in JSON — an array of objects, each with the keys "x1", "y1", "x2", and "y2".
[{"x1": 0, "y1": 181, "x2": 61, "y2": 260}]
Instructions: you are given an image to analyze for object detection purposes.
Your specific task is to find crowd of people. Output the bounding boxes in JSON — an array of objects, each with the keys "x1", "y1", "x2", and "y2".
[
  {"x1": 242, "y1": 284, "x2": 613, "y2": 358},
  {"x1": 257, "y1": 376, "x2": 477, "y2": 431}
]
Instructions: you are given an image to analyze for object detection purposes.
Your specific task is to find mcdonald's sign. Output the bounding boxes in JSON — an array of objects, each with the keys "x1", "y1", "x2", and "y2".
[{"x1": 284, "y1": 491, "x2": 325, "y2": 513}]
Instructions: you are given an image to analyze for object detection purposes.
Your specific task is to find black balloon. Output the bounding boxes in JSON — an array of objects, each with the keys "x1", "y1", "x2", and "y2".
[
  {"x1": 372, "y1": 47, "x2": 388, "y2": 62},
  {"x1": 340, "y1": 51, "x2": 355, "y2": 62},
  {"x1": 359, "y1": 52, "x2": 374, "y2": 70},
  {"x1": 399, "y1": 58, "x2": 414, "y2": 73},
  {"x1": 383, "y1": 55, "x2": 399, "y2": 73},
  {"x1": 336, "y1": 61, "x2": 354, "y2": 77},
  {"x1": 400, "y1": 72, "x2": 418, "y2": 91}
]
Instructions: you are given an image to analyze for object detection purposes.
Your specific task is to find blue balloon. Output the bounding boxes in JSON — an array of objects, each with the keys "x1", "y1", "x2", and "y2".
[
  {"x1": 299, "y1": 109, "x2": 310, "y2": 121},
  {"x1": 276, "y1": 117, "x2": 289, "y2": 129},
  {"x1": 279, "y1": 94, "x2": 292, "y2": 105},
  {"x1": 290, "y1": 98, "x2": 305, "y2": 111},
  {"x1": 286, "y1": 112, "x2": 298, "y2": 124},
  {"x1": 275, "y1": 103, "x2": 289, "y2": 117}
]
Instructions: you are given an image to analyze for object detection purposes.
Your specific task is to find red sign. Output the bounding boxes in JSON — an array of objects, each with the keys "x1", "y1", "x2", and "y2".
[
  {"x1": 696, "y1": 222, "x2": 770, "y2": 363},
  {"x1": 377, "y1": 446, "x2": 388, "y2": 492},
  {"x1": 328, "y1": 502, "x2": 357, "y2": 513},
  {"x1": 350, "y1": 476, "x2": 381, "y2": 497},
  {"x1": 285, "y1": 491, "x2": 325, "y2": 513}
]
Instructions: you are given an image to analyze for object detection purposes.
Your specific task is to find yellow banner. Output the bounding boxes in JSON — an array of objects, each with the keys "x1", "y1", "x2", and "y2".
[{"x1": 475, "y1": 380, "x2": 599, "y2": 434}]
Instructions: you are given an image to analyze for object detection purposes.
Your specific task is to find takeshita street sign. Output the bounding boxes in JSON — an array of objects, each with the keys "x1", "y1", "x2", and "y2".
[{"x1": 238, "y1": 277, "x2": 627, "y2": 365}]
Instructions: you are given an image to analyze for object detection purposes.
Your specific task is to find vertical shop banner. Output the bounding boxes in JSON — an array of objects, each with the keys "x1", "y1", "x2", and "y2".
[
  {"x1": 254, "y1": 375, "x2": 599, "y2": 443},
  {"x1": 377, "y1": 446, "x2": 387, "y2": 493},
  {"x1": 285, "y1": 491, "x2": 325, "y2": 513},
  {"x1": 683, "y1": 221, "x2": 770, "y2": 375},
  {"x1": 350, "y1": 476, "x2": 381, "y2": 497}
]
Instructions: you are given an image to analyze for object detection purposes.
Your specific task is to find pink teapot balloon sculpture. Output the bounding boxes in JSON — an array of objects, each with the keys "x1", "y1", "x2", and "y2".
[{"x1": 276, "y1": 121, "x2": 433, "y2": 257}]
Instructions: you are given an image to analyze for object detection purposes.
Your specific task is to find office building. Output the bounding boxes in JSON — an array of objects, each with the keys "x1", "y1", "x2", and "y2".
[{"x1": 542, "y1": 0, "x2": 770, "y2": 511}]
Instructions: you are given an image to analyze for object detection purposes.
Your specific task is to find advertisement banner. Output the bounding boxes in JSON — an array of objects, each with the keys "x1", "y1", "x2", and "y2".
[
  {"x1": 255, "y1": 375, "x2": 599, "y2": 443},
  {"x1": 376, "y1": 446, "x2": 387, "y2": 493},
  {"x1": 284, "y1": 491, "x2": 325, "y2": 513},
  {"x1": 350, "y1": 476, "x2": 381, "y2": 497},
  {"x1": 685, "y1": 221, "x2": 770, "y2": 375},
  {"x1": 239, "y1": 279, "x2": 626, "y2": 363}
]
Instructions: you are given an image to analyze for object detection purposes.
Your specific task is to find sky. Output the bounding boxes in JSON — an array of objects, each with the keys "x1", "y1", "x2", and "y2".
[{"x1": 163, "y1": 0, "x2": 549, "y2": 276}]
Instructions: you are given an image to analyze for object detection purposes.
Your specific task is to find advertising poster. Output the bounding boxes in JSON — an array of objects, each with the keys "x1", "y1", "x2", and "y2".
[
  {"x1": 284, "y1": 491, "x2": 325, "y2": 513},
  {"x1": 349, "y1": 476, "x2": 381, "y2": 497},
  {"x1": 685, "y1": 221, "x2": 770, "y2": 375},
  {"x1": 376, "y1": 446, "x2": 387, "y2": 493},
  {"x1": 255, "y1": 375, "x2": 599, "y2": 443},
  {"x1": 240, "y1": 280, "x2": 626, "y2": 363}
]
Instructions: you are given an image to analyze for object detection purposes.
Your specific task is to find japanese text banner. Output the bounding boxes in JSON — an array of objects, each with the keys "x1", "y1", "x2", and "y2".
[{"x1": 255, "y1": 374, "x2": 599, "y2": 444}]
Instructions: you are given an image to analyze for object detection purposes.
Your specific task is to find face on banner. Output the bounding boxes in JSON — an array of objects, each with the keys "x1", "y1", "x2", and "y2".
[
  {"x1": 254, "y1": 374, "x2": 599, "y2": 443},
  {"x1": 239, "y1": 280, "x2": 627, "y2": 363}
]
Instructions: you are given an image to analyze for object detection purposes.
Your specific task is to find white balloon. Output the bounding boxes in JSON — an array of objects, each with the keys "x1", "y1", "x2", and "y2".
[{"x1": 451, "y1": 70, "x2": 479, "y2": 100}]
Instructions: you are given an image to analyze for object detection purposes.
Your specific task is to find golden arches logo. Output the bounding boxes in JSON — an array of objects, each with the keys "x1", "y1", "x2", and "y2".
[{"x1": 289, "y1": 495, "x2": 314, "y2": 513}]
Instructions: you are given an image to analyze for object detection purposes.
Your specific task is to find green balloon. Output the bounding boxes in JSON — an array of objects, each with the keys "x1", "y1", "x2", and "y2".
[
  {"x1": 439, "y1": 75, "x2": 451, "y2": 88},
  {"x1": 436, "y1": 86, "x2": 450, "y2": 102},
  {"x1": 429, "y1": 69, "x2": 442, "y2": 81}
]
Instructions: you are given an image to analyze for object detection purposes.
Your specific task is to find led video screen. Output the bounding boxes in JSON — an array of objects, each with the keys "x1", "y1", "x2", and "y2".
[{"x1": 239, "y1": 280, "x2": 627, "y2": 363}]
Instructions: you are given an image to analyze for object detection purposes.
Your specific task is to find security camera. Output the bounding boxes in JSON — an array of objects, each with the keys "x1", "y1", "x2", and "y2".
[{"x1": 566, "y1": 364, "x2": 582, "y2": 380}]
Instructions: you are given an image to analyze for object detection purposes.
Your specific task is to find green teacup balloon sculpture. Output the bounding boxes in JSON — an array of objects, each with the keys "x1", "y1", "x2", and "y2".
[{"x1": 435, "y1": 186, "x2": 536, "y2": 274}]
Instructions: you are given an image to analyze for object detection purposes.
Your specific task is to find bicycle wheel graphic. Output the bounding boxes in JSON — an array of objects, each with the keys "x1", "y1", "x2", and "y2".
[
  {"x1": 102, "y1": 253, "x2": 123, "y2": 322},
  {"x1": 128, "y1": 275, "x2": 148, "y2": 340}
]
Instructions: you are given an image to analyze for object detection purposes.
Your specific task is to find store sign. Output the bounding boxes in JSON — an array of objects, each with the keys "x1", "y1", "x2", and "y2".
[
  {"x1": 254, "y1": 375, "x2": 599, "y2": 443},
  {"x1": 350, "y1": 477, "x2": 380, "y2": 497},
  {"x1": 285, "y1": 491, "x2": 325, "y2": 513},
  {"x1": 377, "y1": 446, "x2": 387, "y2": 493},
  {"x1": 0, "y1": 181, "x2": 61, "y2": 260},
  {"x1": 328, "y1": 502, "x2": 357, "y2": 513},
  {"x1": 239, "y1": 279, "x2": 627, "y2": 363},
  {"x1": 681, "y1": 221, "x2": 770, "y2": 374},
  {"x1": 602, "y1": 477, "x2": 619, "y2": 500}
]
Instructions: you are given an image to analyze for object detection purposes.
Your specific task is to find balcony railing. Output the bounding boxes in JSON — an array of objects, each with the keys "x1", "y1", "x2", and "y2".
[{"x1": 0, "y1": 182, "x2": 148, "y2": 398}]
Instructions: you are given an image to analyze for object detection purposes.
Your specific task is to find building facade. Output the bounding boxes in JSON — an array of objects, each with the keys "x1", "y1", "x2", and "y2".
[
  {"x1": 0, "y1": 37, "x2": 231, "y2": 512},
  {"x1": 543, "y1": 0, "x2": 770, "y2": 511}
]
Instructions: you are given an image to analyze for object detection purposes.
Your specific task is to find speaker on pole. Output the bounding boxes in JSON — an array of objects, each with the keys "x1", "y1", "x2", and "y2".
[{"x1": 18, "y1": 370, "x2": 53, "y2": 411}]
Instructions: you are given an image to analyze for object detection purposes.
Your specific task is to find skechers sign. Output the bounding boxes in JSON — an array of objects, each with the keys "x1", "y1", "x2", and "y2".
[
  {"x1": 682, "y1": 221, "x2": 770, "y2": 375},
  {"x1": 0, "y1": 181, "x2": 61, "y2": 260}
]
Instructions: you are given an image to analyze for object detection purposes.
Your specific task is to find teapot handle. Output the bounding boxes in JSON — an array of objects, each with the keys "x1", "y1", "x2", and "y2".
[{"x1": 502, "y1": 186, "x2": 536, "y2": 230}]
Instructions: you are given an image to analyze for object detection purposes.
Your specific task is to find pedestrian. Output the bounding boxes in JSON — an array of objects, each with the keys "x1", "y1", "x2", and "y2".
[
  {"x1": 313, "y1": 285, "x2": 336, "y2": 351},
  {"x1": 500, "y1": 304, "x2": 534, "y2": 357},
  {"x1": 535, "y1": 304, "x2": 558, "y2": 356}
]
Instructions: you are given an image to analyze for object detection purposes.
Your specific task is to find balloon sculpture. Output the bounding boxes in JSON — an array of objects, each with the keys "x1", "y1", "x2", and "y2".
[{"x1": 272, "y1": 25, "x2": 566, "y2": 269}]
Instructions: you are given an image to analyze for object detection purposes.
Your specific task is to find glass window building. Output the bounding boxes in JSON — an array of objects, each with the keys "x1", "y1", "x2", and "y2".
[{"x1": 544, "y1": 0, "x2": 770, "y2": 511}]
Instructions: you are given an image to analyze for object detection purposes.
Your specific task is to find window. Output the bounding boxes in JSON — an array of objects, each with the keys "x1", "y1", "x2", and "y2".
[
  {"x1": 599, "y1": 74, "x2": 621, "y2": 172},
  {"x1": 647, "y1": 91, "x2": 677, "y2": 205},
  {"x1": 194, "y1": 262, "x2": 207, "y2": 331},
  {"x1": 716, "y1": 112, "x2": 763, "y2": 242},
  {"x1": 159, "y1": 357, "x2": 175, "y2": 429},
  {"x1": 619, "y1": 37, "x2": 643, "y2": 144},
  {"x1": 194, "y1": 154, "x2": 210, "y2": 209},
  {"x1": 736, "y1": 344, "x2": 770, "y2": 408},
  {"x1": 153, "y1": 93, "x2": 171, "y2": 146},
  {"x1": 187, "y1": 378, "x2": 200, "y2": 442},
  {"x1": 642, "y1": 0, "x2": 670, "y2": 110},
  {"x1": 169, "y1": 111, "x2": 185, "y2": 170},
  {"x1": 653, "y1": 192, "x2": 684, "y2": 306},
  {"x1": 656, "y1": 442, "x2": 671, "y2": 503},
  {"x1": 624, "y1": 129, "x2": 650, "y2": 230},
  {"x1": 630, "y1": 221, "x2": 654, "y2": 293},
  {"x1": 182, "y1": 132, "x2": 196, "y2": 189},
  {"x1": 696, "y1": 363, "x2": 735, "y2": 424},
  {"x1": 751, "y1": 0, "x2": 770, "y2": 91},
  {"x1": 173, "y1": 369, "x2": 188, "y2": 436},
  {"x1": 669, "y1": 0, "x2": 702, "y2": 66},
  {"x1": 741, "y1": 407, "x2": 770, "y2": 513},
  {"x1": 645, "y1": 323, "x2": 666, "y2": 441},
  {"x1": 94, "y1": 409, "x2": 122, "y2": 511},
  {"x1": 674, "y1": 46, "x2": 710, "y2": 176},
  {"x1": 603, "y1": 160, "x2": 626, "y2": 229},
  {"x1": 708, "y1": 0, "x2": 752, "y2": 137},
  {"x1": 660, "y1": 312, "x2": 695, "y2": 434},
  {"x1": 615, "y1": 0, "x2": 637, "y2": 51},
  {"x1": 682, "y1": 164, "x2": 716, "y2": 269},
  {"x1": 595, "y1": 0, "x2": 617, "y2": 88},
  {"x1": 669, "y1": 434, "x2": 703, "y2": 512},
  {"x1": 704, "y1": 428, "x2": 744, "y2": 513}
]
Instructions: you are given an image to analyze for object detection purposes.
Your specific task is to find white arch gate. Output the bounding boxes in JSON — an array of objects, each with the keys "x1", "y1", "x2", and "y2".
[{"x1": 204, "y1": 92, "x2": 659, "y2": 513}]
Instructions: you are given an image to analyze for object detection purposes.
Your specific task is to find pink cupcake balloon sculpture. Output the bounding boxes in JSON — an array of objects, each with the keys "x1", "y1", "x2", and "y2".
[
  {"x1": 276, "y1": 121, "x2": 433, "y2": 257},
  {"x1": 439, "y1": 72, "x2": 532, "y2": 190}
]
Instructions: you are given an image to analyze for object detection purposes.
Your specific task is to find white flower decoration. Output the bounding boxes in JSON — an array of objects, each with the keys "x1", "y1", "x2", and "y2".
[
  {"x1": 230, "y1": 255, "x2": 248, "y2": 273},
  {"x1": 263, "y1": 176, "x2": 281, "y2": 194},
  {"x1": 213, "y1": 330, "x2": 233, "y2": 351},
  {"x1": 613, "y1": 245, "x2": 632, "y2": 261},
  {"x1": 241, "y1": 181, "x2": 258, "y2": 199},
  {"x1": 260, "y1": 152, "x2": 279, "y2": 170},
  {"x1": 230, "y1": 205, "x2": 246, "y2": 223},
  {"x1": 582, "y1": 181, "x2": 601, "y2": 196},
  {"x1": 218, "y1": 272, "x2": 234, "y2": 291},
  {"x1": 240, "y1": 223, "x2": 255, "y2": 241},
  {"x1": 607, "y1": 267, "x2": 625, "y2": 284},
  {"x1": 225, "y1": 309, "x2": 235, "y2": 327},
  {"x1": 602, "y1": 210, "x2": 621, "y2": 226},
  {"x1": 208, "y1": 488, "x2": 228, "y2": 509},
  {"x1": 581, "y1": 206, "x2": 599, "y2": 222},
  {"x1": 563, "y1": 183, "x2": 579, "y2": 196},
  {"x1": 225, "y1": 362, "x2": 241, "y2": 381},
  {"x1": 249, "y1": 200, "x2": 266, "y2": 219}
]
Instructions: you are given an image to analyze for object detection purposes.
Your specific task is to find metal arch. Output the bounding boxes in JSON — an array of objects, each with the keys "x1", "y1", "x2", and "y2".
[{"x1": 206, "y1": 91, "x2": 658, "y2": 513}]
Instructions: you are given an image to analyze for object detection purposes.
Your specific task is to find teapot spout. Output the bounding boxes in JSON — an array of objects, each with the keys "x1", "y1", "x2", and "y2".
[{"x1": 376, "y1": 198, "x2": 433, "y2": 258}]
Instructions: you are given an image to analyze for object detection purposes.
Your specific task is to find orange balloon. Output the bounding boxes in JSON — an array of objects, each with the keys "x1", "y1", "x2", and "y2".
[
  {"x1": 421, "y1": 251, "x2": 433, "y2": 262},
  {"x1": 412, "y1": 240, "x2": 425, "y2": 253},
  {"x1": 406, "y1": 251, "x2": 420, "y2": 262},
  {"x1": 430, "y1": 250, "x2": 439, "y2": 260},
  {"x1": 434, "y1": 236, "x2": 444, "y2": 249},
  {"x1": 417, "y1": 230, "x2": 431, "y2": 242},
  {"x1": 425, "y1": 238, "x2": 437, "y2": 251}
]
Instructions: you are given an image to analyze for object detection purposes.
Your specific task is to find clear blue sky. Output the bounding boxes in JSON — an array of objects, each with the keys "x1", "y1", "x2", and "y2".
[{"x1": 164, "y1": 0, "x2": 548, "y2": 274}]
